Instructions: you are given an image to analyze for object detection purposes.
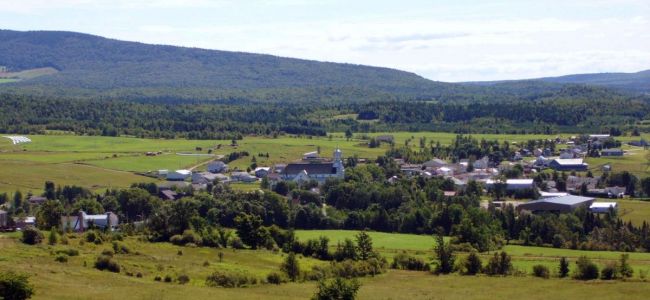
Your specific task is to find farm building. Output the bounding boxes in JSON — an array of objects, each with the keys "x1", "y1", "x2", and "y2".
[
  {"x1": 207, "y1": 161, "x2": 228, "y2": 173},
  {"x1": 61, "y1": 211, "x2": 119, "y2": 232},
  {"x1": 0, "y1": 210, "x2": 7, "y2": 227},
  {"x1": 517, "y1": 195, "x2": 595, "y2": 213},
  {"x1": 539, "y1": 191, "x2": 569, "y2": 198},
  {"x1": 589, "y1": 202, "x2": 618, "y2": 213},
  {"x1": 485, "y1": 179, "x2": 535, "y2": 191},
  {"x1": 601, "y1": 149, "x2": 624, "y2": 157},
  {"x1": 192, "y1": 172, "x2": 220, "y2": 184},
  {"x1": 231, "y1": 171, "x2": 258, "y2": 182},
  {"x1": 549, "y1": 158, "x2": 588, "y2": 171},
  {"x1": 167, "y1": 169, "x2": 191, "y2": 181},
  {"x1": 423, "y1": 158, "x2": 447, "y2": 169}
]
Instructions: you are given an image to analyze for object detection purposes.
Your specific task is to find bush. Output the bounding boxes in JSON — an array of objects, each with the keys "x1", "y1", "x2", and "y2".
[
  {"x1": 164, "y1": 275, "x2": 173, "y2": 283},
  {"x1": 281, "y1": 252, "x2": 300, "y2": 281},
  {"x1": 463, "y1": 251, "x2": 482, "y2": 275},
  {"x1": 312, "y1": 277, "x2": 361, "y2": 300},
  {"x1": 55, "y1": 254, "x2": 68, "y2": 263},
  {"x1": 48, "y1": 227, "x2": 58, "y2": 245},
  {"x1": 55, "y1": 248, "x2": 79, "y2": 257},
  {"x1": 101, "y1": 249, "x2": 115, "y2": 257},
  {"x1": 177, "y1": 274, "x2": 190, "y2": 284},
  {"x1": 94, "y1": 255, "x2": 121, "y2": 273},
  {"x1": 0, "y1": 271, "x2": 35, "y2": 300},
  {"x1": 532, "y1": 265, "x2": 550, "y2": 279},
  {"x1": 112, "y1": 241, "x2": 131, "y2": 254},
  {"x1": 181, "y1": 230, "x2": 202, "y2": 246},
  {"x1": 154, "y1": 275, "x2": 162, "y2": 282},
  {"x1": 619, "y1": 254, "x2": 634, "y2": 278},
  {"x1": 484, "y1": 252, "x2": 512, "y2": 276},
  {"x1": 266, "y1": 272, "x2": 287, "y2": 285},
  {"x1": 169, "y1": 235, "x2": 184, "y2": 246},
  {"x1": 21, "y1": 227, "x2": 43, "y2": 245},
  {"x1": 558, "y1": 257, "x2": 570, "y2": 278},
  {"x1": 85, "y1": 231, "x2": 102, "y2": 244},
  {"x1": 205, "y1": 271, "x2": 257, "y2": 288},
  {"x1": 329, "y1": 259, "x2": 387, "y2": 278},
  {"x1": 229, "y1": 237, "x2": 245, "y2": 249},
  {"x1": 573, "y1": 256, "x2": 599, "y2": 280},
  {"x1": 391, "y1": 252, "x2": 430, "y2": 271},
  {"x1": 601, "y1": 264, "x2": 618, "y2": 280}
]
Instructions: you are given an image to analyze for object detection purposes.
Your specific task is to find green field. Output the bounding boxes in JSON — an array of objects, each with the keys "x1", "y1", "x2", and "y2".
[
  {"x1": 617, "y1": 199, "x2": 650, "y2": 225},
  {"x1": 3, "y1": 231, "x2": 650, "y2": 300}
]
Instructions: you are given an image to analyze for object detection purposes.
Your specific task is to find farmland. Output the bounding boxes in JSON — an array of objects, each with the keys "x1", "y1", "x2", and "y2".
[{"x1": 3, "y1": 231, "x2": 650, "y2": 300}]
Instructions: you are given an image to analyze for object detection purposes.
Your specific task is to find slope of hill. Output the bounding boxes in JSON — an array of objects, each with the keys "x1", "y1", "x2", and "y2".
[
  {"x1": 537, "y1": 70, "x2": 650, "y2": 93},
  {"x1": 465, "y1": 70, "x2": 650, "y2": 94},
  {"x1": 0, "y1": 29, "x2": 467, "y2": 102}
]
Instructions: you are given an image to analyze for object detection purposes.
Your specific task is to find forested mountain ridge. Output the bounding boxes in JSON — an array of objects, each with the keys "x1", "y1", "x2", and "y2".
[
  {"x1": 0, "y1": 29, "x2": 470, "y2": 102},
  {"x1": 465, "y1": 70, "x2": 650, "y2": 94}
]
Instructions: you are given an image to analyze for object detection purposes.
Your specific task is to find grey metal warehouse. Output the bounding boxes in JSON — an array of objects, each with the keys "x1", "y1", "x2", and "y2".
[{"x1": 516, "y1": 195, "x2": 595, "y2": 213}]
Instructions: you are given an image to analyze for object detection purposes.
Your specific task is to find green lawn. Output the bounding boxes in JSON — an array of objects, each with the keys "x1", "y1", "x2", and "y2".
[
  {"x1": 295, "y1": 230, "x2": 438, "y2": 252},
  {"x1": 617, "y1": 199, "x2": 650, "y2": 226}
]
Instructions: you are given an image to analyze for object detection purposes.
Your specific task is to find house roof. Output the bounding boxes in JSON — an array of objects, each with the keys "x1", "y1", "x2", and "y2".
[
  {"x1": 552, "y1": 159, "x2": 585, "y2": 165},
  {"x1": 602, "y1": 149, "x2": 623, "y2": 153},
  {"x1": 283, "y1": 162, "x2": 336, "y2": 175}
]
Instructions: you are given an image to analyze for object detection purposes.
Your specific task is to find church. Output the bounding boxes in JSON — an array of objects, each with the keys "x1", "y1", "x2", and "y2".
[{"x1": 280, "y1": 148, "x2": 345, "y2": 184}]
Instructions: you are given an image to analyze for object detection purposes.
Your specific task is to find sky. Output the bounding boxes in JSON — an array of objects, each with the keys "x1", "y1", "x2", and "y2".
[{"x1": 1, "y1": 0, "x2": 650, "y2": 82}]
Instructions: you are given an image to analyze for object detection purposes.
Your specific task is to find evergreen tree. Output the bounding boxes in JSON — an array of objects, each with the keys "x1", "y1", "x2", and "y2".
[{"x1": 281, "y1": 252, "x2": 300, "y2": 282}]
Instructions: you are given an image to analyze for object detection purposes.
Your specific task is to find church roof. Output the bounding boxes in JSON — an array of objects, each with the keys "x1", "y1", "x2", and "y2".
[{"x1": 283, "y1": 162, "x2": 336, "y2": 175}]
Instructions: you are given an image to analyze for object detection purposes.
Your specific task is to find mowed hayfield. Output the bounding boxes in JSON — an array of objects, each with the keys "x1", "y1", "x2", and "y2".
[
  {"x1": 1, "y1": 132, "x2": 649, "y2": 195},
  {"x1": 3, "y1": 231, "x2": 650, "y2": 300}
]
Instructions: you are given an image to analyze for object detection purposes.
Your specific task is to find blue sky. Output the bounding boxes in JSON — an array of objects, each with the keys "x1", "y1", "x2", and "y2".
[{"x1": 2, "y1": 0, "x2": 649, "y2": 81}]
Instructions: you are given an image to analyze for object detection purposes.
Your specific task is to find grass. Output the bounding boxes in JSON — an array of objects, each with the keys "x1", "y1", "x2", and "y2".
[
  {"x1": 295, "y1": 230, "x2": 439, "y2": 252},
  {"x1": 3, "y1": 232, "x2": 650, "y2": 300},
  {"x1": 617, "y1": 199, "x2": 650, "y2": 226},
  {"x1": 0, "y1": 160, "x2": 154, "y2": 194}
]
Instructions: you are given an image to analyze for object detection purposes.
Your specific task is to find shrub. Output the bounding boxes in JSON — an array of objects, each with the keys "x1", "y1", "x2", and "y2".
[
  {"x1": 463, "y1": 251, "x2": 482, "y2": 275},
  {"x1": 391, "y1": 252, "x2": 430, "y2": 271},
  {"x1": 85, "y1": 231, "x2": 102, "y2": 244},
  {"x1": 94, "y1": 255, "x2": 120, "y2": 273},
  {"x1": 484, "y1": 252, "x2": 512, "y2": 276},
  {"x1": 558, "y1": 257, "x2": 570, "y2": 278},
  {"x1": 532, "y1": 265, "x2": 550, "y2": 279},
  {"x1": 169, "y1": 235, "x2": 183, "y2": 246},
  {"x1": 101, "y1": 249, "x2": 115, "y2": 257},
  {"x1": 164, "y1": 275, "x2": 173, "y2": 283},
  {"x1": 154, "y1": 275, "x2": 162, "y2": 282},
  {"x1": 0, "y1": 271, "x2": 35, "y2": 300},
  {"x1": 177, "y1": 274, "x2": 190, "y2": 284},
  {"x1": 181, "y1": 230, "x2": 202, "y2": 246},
  {"x1": 177, "y1": 250, "x2": 183, "y2": 256},
  {"x1": 48, "y1": 227, "x2": 58, "y2": 245},
  {"x1": 112, "y1": 241, "x2": 131, "y2": 254},
  {"x1": 266, "y1": 272, "x2": 287, "y2": 285},
  {"x1": 55, "y1": 254, "x2": 68, "y2": 263},
  {"x1": 573, "y1": 256, "x2": 599, "y2": 280},
  {"x1": 21, "y1": 227, "x2": 43, "y2": 245},
  {"x1": 600, "y1": 263, "x2": 618, "y2": 280},
  {"x1": 136, "y1": 272, "x2": 143, "y2": 278},
  {"x1": 55, "y1": 248, "x2": 79, "y2": 257},
  {"x1": 619, "y1": 254, "x2": 634, "y2": 278},
  {"x1": 312, "y1": 277, "x2": 361, "y2": 300},
  {"x1": 281, "y1": 252, "x2": 300, "y2": 281},
  {"x1": 205, "y1": 271, "x2": 257, "y2": 288},
  {"x1": 229, "y1": 237, "x2": 245, "y2": 249}
]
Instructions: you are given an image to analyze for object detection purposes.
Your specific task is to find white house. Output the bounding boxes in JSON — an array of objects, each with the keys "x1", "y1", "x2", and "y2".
[
  {"x1": 254, "y1": 167, "x2": 271, "y2": 178},
  {"x1": 282, "y1": 148, "x2": 345, "y2": 183},
  {"x1": 231, "y1": 171, "x2": 258, "y2": 183}
]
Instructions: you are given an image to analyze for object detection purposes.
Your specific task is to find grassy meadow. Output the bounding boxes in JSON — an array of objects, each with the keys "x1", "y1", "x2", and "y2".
[{"x1": 3, "y1": 230, "x2": 650, "y2": 300}]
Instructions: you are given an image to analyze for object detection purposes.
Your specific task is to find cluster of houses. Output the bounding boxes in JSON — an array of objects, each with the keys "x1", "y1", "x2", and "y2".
[{"x1": 0, "y1": 201, "x2": 119, "y2": 232}]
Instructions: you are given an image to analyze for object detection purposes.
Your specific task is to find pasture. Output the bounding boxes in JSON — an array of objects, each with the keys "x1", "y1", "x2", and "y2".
[{"x1": 3, "y1": 231, "x2": 650, "y2": 300}]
